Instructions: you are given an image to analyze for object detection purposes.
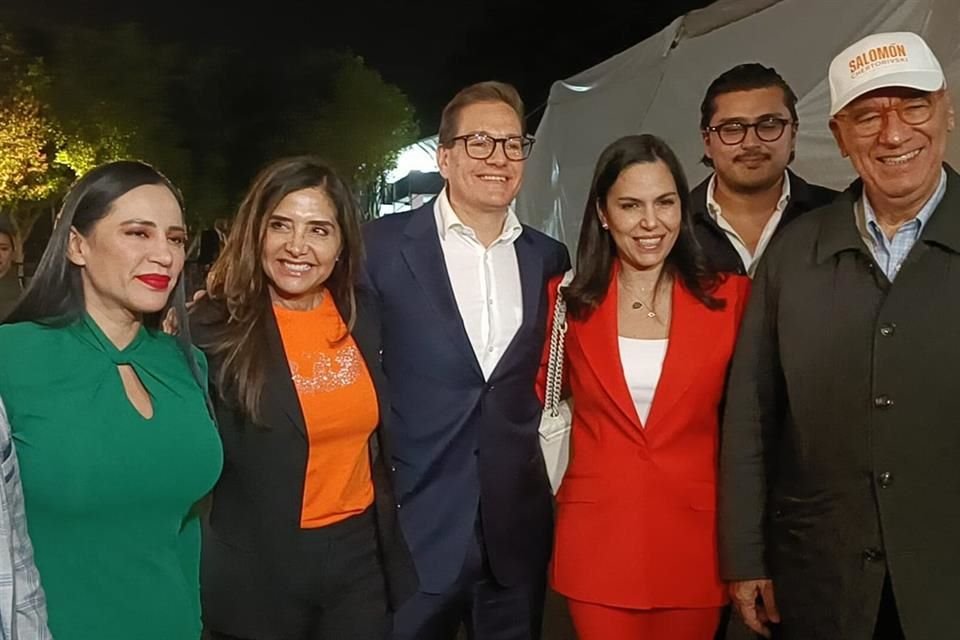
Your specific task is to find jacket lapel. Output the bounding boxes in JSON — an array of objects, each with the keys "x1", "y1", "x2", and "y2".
[
  {"x1": 489, "y1": 229, "x2": 542, "y2": 381},
  {"x1": 262, "y1": 306, "x2": 309, "y2": 440},
  {"x1": 574, "y1": 270, "x2": 721, "y2": 437},
  {"x1": 400, "y1": 205, "x2": 483, "y2": 379},
  {"x1": 779, "y1": 170, "x2": 814, "y2": 231},
  {"x1": 643, "y1": 279, "x2": 719, "y2": 430},
  {"x1": 574, "y1": 266, "x2": 645, "y2": 436}
]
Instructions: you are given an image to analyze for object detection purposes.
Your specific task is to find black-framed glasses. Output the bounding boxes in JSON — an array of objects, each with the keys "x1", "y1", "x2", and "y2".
[
  {"x1": 833, "y1": 90, "x2": 942, "y2": 137},
  {"x1": 448, "y1": 133, "x2": 535, "y2": 161},
  {"x1": 703, "y1": 117, "x2": 794, "y2": 145}
]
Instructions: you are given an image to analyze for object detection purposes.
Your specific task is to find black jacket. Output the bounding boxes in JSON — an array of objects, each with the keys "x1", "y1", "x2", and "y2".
[
  {"x1": 691, "y1": 170, "x2": 838, "y2": 275},
  {"x1": 191, "y1": 286, "x2": 416, "y2": 639},
  {"x1": 719, "y1": 165, "x2": 960, "y2": 639}
]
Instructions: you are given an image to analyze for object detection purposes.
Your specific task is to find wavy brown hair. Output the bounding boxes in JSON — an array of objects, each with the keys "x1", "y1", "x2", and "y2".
[{"x1": 195, "y1": 156, "x2": 362, "y2": 423}]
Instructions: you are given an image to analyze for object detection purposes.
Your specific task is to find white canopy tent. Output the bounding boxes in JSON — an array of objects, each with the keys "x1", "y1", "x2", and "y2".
[{"x1": 516, "y1": 0, "x2": 960, "y2": 251}]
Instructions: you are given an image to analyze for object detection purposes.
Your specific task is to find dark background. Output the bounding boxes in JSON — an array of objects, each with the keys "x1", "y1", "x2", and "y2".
[{"x1": 3, "y1": 0, "x2": 714, "y2": 132}]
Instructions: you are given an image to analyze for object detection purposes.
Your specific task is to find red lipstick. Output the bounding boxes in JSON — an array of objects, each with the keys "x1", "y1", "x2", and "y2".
[{"x1": 136, "y1": 274, "x2": 171, "y2": 290}]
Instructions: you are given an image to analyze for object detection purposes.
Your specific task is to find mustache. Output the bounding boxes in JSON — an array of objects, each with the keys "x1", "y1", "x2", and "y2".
[{"x1": 735, "y1": 152, "x2": 771, "y2": 162}]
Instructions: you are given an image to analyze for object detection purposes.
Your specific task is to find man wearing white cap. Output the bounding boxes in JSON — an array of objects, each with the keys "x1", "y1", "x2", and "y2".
[{"x1": 718, "y1": 31, "x2": 956, "y2": 640}]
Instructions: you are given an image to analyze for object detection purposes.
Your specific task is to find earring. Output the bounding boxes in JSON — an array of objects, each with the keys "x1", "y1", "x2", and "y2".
[{"x1": 601, "y1": 223, "x2": 609, "y2": 230}]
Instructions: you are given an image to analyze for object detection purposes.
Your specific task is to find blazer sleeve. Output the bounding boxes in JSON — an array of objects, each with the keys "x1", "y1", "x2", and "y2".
[
  {"x1": 718, "y1": 255, "x2": 785, "y2": 582},
  {"x1": 0, "y1": 396, "x2": 52, "y2": 640}
]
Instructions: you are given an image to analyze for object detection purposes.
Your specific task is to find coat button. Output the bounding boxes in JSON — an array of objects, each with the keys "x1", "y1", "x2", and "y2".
[
  {"x1": 878, "y1": 471, "x2": 893, "y2": 488},
  {"x1": 879, "y1": 323, "x2": 896, "y2": 337},
  {"x1": 873, "y1": 394, "x2": 894, "y2": 408},
  {"x1": 863, "y1": 547, "x2": 885, "y2": 562}
]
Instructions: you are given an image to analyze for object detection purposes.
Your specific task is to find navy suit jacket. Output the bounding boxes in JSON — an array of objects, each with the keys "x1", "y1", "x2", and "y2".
[{"x1": 363, "y1": 200, "x2": 570, "y2": 593}]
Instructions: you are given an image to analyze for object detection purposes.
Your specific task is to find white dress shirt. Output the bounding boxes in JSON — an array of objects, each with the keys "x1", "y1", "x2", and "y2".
[
  {"x1": 706, "y1": 171, "x2": 791, "y2": 277},
  {"x1": 435, "y1": 190, "x2": 523, "y2": 380},
  {"x1": 618, "y1": 337, "x2": 669, "y2": 426}
]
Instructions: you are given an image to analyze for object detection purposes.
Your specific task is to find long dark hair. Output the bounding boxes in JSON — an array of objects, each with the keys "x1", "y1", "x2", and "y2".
[
  {"x1": 3, "y1": 160, "x2": 207, "y2": 400},
  {"x1": 195, "y1": 156, "x2": 363, "y2": 424},
  {"x1": 565, "y1": 134, "x2": 723, "y2": 319},
  {"x1": 6, "y1": 160, "x2": 186, "y2": 328}
]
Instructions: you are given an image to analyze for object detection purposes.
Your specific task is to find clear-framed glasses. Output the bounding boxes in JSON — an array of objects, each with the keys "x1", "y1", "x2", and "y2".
[
  {"x1": 703, "y1": 117, "x2": 794, "y2": 145},
  {"x1": 448, "y1": 133, "x2": 536, "y2": 161},
  {"x1": 833, "y1": 90, "x2": 942, "y2": 137}
]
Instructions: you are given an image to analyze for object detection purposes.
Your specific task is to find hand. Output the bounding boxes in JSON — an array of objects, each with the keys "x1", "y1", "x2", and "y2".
[
  {"x1": 189, "y1": 289, "x2": 207, "y2": 307},
  {"x1": 162, "y1": 308, "x2": 179, "y2": 336},
  {"x1": 729, "y1": 579, "x2": 780, "y2": 638},
  {"x1": 162, "y1": 289, "x2": 207, "y2": 336}
]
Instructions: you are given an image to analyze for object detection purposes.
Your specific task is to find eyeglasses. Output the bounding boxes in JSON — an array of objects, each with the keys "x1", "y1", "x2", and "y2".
[
  {"x1": 447, "y1": 133, "x2": 535, "y2": 161},
  {"x1": 703, "y1": 117, "x2": 794, "y2": 145},
  {"x1": 833, "y1": 91, "x2": 941, "y2": 137}
]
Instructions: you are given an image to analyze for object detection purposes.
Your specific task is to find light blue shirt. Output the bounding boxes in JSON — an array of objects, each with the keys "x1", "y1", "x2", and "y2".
[{"x1": 860, "y1": 168, "x2": 947, "y2": 281}]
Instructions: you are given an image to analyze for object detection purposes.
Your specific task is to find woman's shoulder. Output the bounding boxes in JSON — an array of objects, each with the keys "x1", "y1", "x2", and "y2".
[
  {"x1": 0, "y1": 321, "x2": 80, "y2": 390},
  {"x1": 187, "y1": 297, "x2": 230, "y2": 345},
  {"x1": 546, "y1": 269, "x2": 576, "y2": 302},
  {"x1": 710, "y1": 273, "x2": 751, "y2": 314},
  {"x1": 714, "y1": 272, "x2": 751, "y2": 297},
  {"x1": 0, "y1": 320, "x2": 71, "y2": 354}
]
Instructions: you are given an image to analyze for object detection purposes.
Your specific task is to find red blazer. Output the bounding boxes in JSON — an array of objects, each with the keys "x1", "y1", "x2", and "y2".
[{"x1": 540, "y1": 264, "x2": 750, "y2": 609}]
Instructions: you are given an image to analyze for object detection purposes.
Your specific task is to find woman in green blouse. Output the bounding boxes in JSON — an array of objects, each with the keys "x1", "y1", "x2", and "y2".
[{"x1": 0, "y1": 161, "x2": 223, "y2": 639}]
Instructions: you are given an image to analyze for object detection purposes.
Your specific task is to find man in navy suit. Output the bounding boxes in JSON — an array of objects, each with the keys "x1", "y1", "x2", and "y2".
[{"x1": 363, "y1": 81, "x2": 570, "y2": 640}]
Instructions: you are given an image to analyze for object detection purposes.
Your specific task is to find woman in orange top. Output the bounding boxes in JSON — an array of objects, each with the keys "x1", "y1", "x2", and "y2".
[
  {"x1": 539, "y1": 135, "x2": 750, "y2": 639},
  {"x1": 191, "y1": 157, "x2": 415, "y2": 639}
]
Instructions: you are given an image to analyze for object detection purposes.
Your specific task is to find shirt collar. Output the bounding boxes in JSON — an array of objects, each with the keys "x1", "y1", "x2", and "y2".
[
  {"x1": 706, "y1": 170, "x2": 791, "y2": 220},
  {"x1": 859, "y1": 167, "x2": 947, "y2": 245},
  {"x1": 434, "y1": 187, "x2": 523, "y2": 245}
]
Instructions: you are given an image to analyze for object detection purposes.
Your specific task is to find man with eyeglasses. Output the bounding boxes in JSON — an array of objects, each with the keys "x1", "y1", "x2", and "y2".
[
  {"x1": 719, "y1": 32, "x2": 958, "y2": 640},
  {"x1": 693, "y1": 64, "x2": 837, "y2": 277},
  {"x1": 363, "y1": 81, "x2": 570, "y2": 640}
]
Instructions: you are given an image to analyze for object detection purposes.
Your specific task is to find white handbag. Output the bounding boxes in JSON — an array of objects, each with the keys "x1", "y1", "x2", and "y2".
[{"x1": 539, "y1": 269, "x2": 574, "y2": 494}]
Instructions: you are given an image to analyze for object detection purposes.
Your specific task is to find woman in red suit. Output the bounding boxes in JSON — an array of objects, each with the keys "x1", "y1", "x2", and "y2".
[{"x1": 540, "y1": 134, "x2": 750, "y2": 639}]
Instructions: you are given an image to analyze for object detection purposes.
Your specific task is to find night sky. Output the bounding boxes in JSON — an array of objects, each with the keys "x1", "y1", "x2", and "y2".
[{"x1": 3, "y1": 0, "x2": 715, "y2": 134}]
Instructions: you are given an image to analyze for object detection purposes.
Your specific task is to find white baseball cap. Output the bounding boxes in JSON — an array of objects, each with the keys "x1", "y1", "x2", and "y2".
[{"x1": 828, "y1": 31, "x2": 944, "y2": 115}]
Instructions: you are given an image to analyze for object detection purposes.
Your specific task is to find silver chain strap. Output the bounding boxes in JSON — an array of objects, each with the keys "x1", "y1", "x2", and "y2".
[{"x1": 544, "y1": 278, "x2": 569, "y2": 416}]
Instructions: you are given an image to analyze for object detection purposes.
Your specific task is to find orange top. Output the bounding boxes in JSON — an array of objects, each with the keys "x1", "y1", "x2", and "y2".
[{"x1": 273, "y1": 293, "x2": 378, "y2": 528}]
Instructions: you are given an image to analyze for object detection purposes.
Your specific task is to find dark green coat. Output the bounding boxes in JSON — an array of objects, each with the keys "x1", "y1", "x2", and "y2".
[{"x1": 719, "y1": 164, "x2": 960, "y2": 640}]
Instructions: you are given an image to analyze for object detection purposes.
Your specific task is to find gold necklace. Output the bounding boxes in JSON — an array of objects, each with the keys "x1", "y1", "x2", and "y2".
[{"x1": 619, "y1": 278, "x2": 662, "y2": 319}]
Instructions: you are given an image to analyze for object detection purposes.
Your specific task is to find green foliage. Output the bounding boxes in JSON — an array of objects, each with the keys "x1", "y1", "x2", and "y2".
[
  {"x1": 265, "y1": 51, "x2": 420, "y2": 196},
  {"x1": 45, "y1": 24, "x2": 189, "y2": 193},
  {"x1": 0, "y1": 22, "x2": 419, "y2": 250},
  {"x1": 0, "y1": 28, "x2": 62, "y2": 256}
]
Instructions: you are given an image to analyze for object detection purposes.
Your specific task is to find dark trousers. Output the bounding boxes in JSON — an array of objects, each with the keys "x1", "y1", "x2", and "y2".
[
  {"x1": 390, "y1": 517, "x2": 546, "y2": 640},
  {"x1": 206, "y1": 508, "x2": 388, "y2": 640}
]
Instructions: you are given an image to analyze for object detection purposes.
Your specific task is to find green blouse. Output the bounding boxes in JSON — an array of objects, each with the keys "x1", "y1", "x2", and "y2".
[{"x1": 0, "y1": 315, "x2": 223, "y2": 640}]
